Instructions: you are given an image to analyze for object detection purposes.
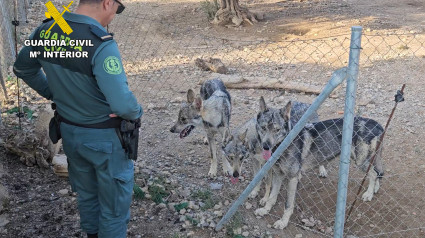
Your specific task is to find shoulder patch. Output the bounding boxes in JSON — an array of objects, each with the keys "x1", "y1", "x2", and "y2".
[
  {"x1": 90, "y1": 25, "x2": 113, "y2": 41},
  {"x1": 103, "y1": 56, "x2": 122, "y2": 75}
]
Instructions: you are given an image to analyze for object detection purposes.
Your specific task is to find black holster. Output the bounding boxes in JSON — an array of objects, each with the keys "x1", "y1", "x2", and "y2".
[
  {"x1": 49, "y1": 109, "x2": 62, "y2": 144},
  {"x1": 116, "y1": 118, "x2": 141, "y2": 161}
]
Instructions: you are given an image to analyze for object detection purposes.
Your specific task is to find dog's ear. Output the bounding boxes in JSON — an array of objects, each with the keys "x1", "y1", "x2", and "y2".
[
  {"x1": 259, "y1": 96, "x2": 267, "y2": 112},
  {"x1": 194, "y1": 96, "x2": 202, "y2": 111},
  {"x1": 187, "y1": 89, "x2": 195, "y2": 103},
  {"x1": 238, "y1": 128, "x2": 248, "y2": 143},
  {"x1": 280, "y1": 101, "x2": 292, "y2": 121}
]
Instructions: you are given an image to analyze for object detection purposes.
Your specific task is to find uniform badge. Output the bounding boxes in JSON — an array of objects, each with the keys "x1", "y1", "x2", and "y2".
[{"x1": 103, "y1": 56, "x2": 122, "y2": 75}]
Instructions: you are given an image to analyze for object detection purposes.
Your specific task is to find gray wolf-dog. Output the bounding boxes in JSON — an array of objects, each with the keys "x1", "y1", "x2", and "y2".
[
  {"x1": 254, "y1": 98, "x2": 384, "y2": 229},
  {"x1": 222, "y1": 98, "x2": 319, "y2": 205},
  {"x1": 170, "y1": 79, "x2": 232, "y2": 177}
]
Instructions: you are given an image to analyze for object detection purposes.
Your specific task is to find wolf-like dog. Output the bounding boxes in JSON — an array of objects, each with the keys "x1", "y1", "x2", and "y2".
[
  {"x1": 254, "y1": 97, "x2": 384, "y2": 229},
  {"x1": 170, "y1": 79, "x2": 233, "y2": 177},
  {"x1": 221, "y1": 100, "x2": 320, "y2": 205}
]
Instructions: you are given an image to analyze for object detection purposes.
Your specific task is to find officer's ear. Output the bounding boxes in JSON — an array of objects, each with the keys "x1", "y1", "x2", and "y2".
[{"x1": 102, "y1": 0, "x2": 115, "y2": 14}]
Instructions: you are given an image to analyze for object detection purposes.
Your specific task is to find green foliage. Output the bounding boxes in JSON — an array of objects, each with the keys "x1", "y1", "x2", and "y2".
[
  {"x1": 200, "y1": 0, "x2": 219, "y2": 21},
  {"x1": 148, "y1": 184, "x2": 169, "y2": 204},
  {"x1": 6, "y1": 106, "x2": 34, "y2": 119},
  {"x1": 174, "y1": 202, "x2": 188, "y2": 212},
  {"x1": 185, "y1": 215, "x2": 199, "y2": 226},
  {"x1": 133, "y1": 184, "x2": 145, "y2": 200},
  {"x1": 225, "y1": 212, "x2": 244, "y2": 238},
  {"x1": 191, "y1": 189, "x2": 216, "y2": 210}
]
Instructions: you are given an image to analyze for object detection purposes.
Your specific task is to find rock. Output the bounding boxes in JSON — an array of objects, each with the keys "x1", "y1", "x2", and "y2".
[
  {"x1": 213, "y1": 210, "x2": 223, "y2": 217},
  {"x1": 52, "y1": 154, "x2": 68, "y2": 177},
  {"x1": 187, "y1": 231, "x2": 195, "y2": 237},
  {"x1": 245, "y1": 202, "x2": 252, "y2": 210},
  {"x1": 295, "y1": 234, "x2": 303, "y2": 238},
  {"x1": 166, "y1": 202, "x2": 176, "y2": 212},
  {"x1": 188, "y1": 201, "x2": 196, "y2": 209},
  {"x1": 233, "y1": 227, "x2": 241, "y2": 235},
  {"x1": 58, "y1": 189, "x2": 69, "y2": 196},
  {"x1": 210, "y1": 183, "x2": 223, "y2": 190},
  {"x1": 179, "y1": 208, "x2": 187, "y2": 215},
  {"x1": 325, "y1": 227, "x2": 333, "y2": 234},
  {"x1": 147, "y1": 103, "x2": 155, "y2": 110},
  {"x1": 242, "y1": 231, "x2": 249, "y2": 237},
  {"x1": 213, "y1": 203, "x2": 222, "y2": 210},
  {"x1": 0, "y1": 215, "x2": 9, "y2": 227},
  {"x1": 179, "y1": 188, "x2": 191, "y2": 198},
  {"x1": 301, "y1": 218, "x2": 315, "y2": 227},
  {"x1": 209, "y1": 221, "x2": 216, "y2": 228}
]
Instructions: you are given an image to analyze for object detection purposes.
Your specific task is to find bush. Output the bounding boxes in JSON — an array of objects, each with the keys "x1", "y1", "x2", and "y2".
[{"x1": 200, "y1": 0, "x2": 219, "y2": 21}]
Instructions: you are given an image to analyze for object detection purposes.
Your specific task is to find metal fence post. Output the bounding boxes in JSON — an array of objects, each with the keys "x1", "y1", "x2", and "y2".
[
  {"x1": 215, "y1": 67, "x2": 348, "y2": 231},
  {"x1": 333, "y1": 26, "x2": 362, "y2": 238}
]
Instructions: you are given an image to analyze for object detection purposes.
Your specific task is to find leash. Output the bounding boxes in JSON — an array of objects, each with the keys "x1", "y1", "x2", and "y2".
[{"x1": 344, "y1": 84, "x2": 406, "y2": 225}]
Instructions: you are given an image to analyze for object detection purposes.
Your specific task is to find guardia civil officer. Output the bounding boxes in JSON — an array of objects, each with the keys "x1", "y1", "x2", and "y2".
[{"x1": 13, "y1": 0, "x2": 142, "y2": 237}]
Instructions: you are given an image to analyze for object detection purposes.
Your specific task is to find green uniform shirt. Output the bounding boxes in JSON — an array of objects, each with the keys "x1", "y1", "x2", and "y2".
[{"x1": 13, "y1": 12, "x2": 143, "y2": 124}]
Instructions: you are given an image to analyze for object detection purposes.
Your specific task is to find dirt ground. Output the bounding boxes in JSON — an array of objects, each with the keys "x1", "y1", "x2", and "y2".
[{"x1": 1, "y1": 0, "x2": 425, "y2": 237}]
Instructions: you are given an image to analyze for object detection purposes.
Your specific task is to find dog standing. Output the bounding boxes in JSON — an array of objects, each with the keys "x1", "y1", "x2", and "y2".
[
  {"x1": 170, "y1": 79, "x2": 233, "y2": 177},
  {"x1": 254, "y1": 98, "x2": 384, "y2": 229},
  {"x1": 222, "y1": 99, "x2": 319, "y2": 205}
]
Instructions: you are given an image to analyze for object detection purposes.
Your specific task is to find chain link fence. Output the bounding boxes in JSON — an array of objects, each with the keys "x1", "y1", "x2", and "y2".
[{"x1": 1, "y1": 0, "x2": 425, "y2": 237}]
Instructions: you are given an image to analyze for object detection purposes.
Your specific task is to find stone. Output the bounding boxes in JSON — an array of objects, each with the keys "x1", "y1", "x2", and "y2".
[
  {"x1": 52, "y1": 154, "x2": 68, "y2": 177},
  {"x1": 210, "y1": 183, "x2": 223, "y2": 190},
  {"x1": 0, "y1": 215, "x2": 9, "y2": 227},
  {"x1": 233, "y1": 227, "x2": 241, "y2": 235},
  {"x1": 301, "y1": 218, "x2": 315, "y2": 227}
]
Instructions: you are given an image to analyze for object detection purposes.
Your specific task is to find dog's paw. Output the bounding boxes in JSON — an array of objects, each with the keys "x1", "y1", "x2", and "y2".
[
  {"x1": 208, "y1": 169, "x2": 217, "y2": 178},
  {"x1": 259, "y1": 197, "x2": 268, "y2": 206},
  {"x1": 273, "y1": 218, "x2": 289, "y2": 230},
  {"x1": 362, "y1": 190, "x2": 374, "y2": 202},
  {"x1": 318, "y1": 165, "x2": 328, "y2": 178},
  {"x1": 255, "y1": 208, "x2": 269, "y2": 217},
  {"x1": 222, "y1": 167, "x2": 233, "y2": 177}
]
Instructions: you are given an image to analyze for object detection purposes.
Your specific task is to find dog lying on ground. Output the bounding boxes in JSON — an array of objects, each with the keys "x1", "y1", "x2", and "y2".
[
  {"x1": 170, "y1": 79, "x2": 233, "y2": 177},
  {"x1": 253, "y1": 98, "x2": 384, "y2": 229},
  {"x1": 221, "y1": 97, "x2": 319, "y2": 206}
]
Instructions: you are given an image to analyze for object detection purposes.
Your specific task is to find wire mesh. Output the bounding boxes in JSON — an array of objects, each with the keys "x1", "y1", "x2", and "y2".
[{"x1": 1, "y1": 0, "x2": 424, "y2": 237}]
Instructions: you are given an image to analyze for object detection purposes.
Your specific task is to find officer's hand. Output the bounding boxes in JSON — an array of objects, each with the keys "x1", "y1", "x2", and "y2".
[{"x1": 109, "y1": 114, "x2": 118, "y2": 118}]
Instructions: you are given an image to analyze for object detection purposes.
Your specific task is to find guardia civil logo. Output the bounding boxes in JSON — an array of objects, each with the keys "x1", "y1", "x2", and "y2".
[{"x1": 103, "y1": 56, "x2": 122, "y2": 75}]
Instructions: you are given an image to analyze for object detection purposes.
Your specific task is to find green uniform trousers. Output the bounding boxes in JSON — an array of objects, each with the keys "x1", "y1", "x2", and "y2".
[{"x1": 60, "y1": 122, "x2": 134, "y2": 238}]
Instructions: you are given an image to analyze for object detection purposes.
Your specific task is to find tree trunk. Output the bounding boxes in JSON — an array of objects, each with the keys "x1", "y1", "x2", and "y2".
[{"x1": 212, "y1": 0, "x2": 262, "y2": 26}]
